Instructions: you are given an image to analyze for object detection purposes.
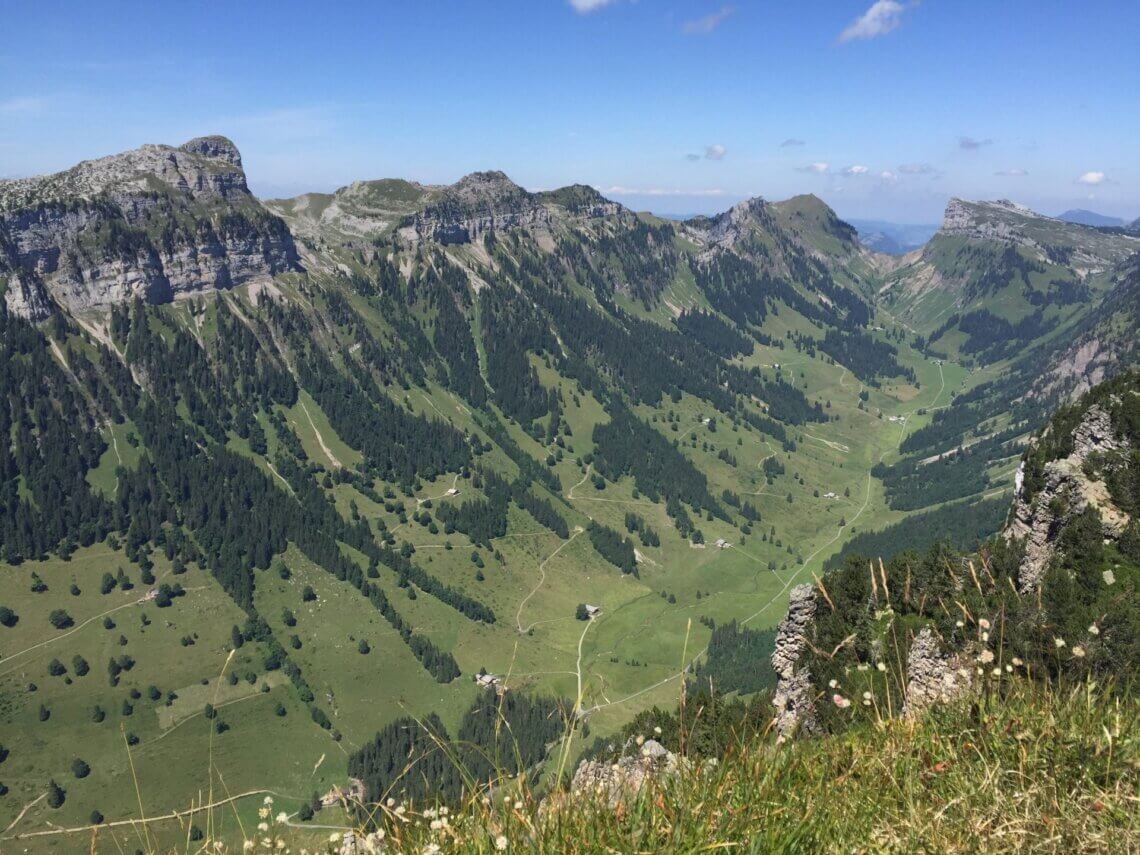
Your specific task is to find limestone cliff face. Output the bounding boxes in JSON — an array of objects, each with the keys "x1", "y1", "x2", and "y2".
[
  {"x1": 770, "y1": 584, "x2": 821, "y2": 737},
  {"x1": 0, "y1": 136, "x2": 298, "y2": 317},
  {"x1": 399, "y1": 171, "x2": 552, "y2": 245},
  {"x1": 902, "y1": 627, "x2": 975, "y2": 717},
  {"x1": 1006, "y1": 403, "x2": 1132, "y2": 592}
]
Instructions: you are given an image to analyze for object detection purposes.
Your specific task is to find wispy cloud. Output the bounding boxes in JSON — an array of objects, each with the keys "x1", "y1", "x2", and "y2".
[
  {"x1": 568, "y1": 0, "x2": 619, "y2": 12},
  {"x1": 797, "y1": 162, "x2": 830, "y2": 174},
  {"x1": 780, "y1": 138, "x2": 806, "y2": 148},
  {"x1": 959, "y1": 136, "x2": 993, "y2": 150},
  {"x1": 604, "y1": 185, "x2": 728, "y2": 197},
  {"x1": 995, "y1": 168, "x2": 1028, "y2": 176},
  {"x1": 0, "y1": 96, "x2": 48, "y2": 115},
  {"x1": 684, "y1": 153, "x2": 701, "y2": 162},
  {"x1": 844, "y1": 165, "x2": 870, "y2": 175},
  {"x1": 1077, "y1": 171, "x2": 1106, "y2": 185},
  {"x1": 682, "y1": 6, "x2": 734, "y2": 35},
  {"x1": 898, "y1": 162, "x2": 938, "y2": 175},
  {"x1": 838, "y1": 1, "x2": 908, "y2": 44},
  {"x1": 879, "y1": 170, "x2": 898, "y2": 182},
  {"x1": 704, "y1": 144, "x2": 727, "y2": 161}
]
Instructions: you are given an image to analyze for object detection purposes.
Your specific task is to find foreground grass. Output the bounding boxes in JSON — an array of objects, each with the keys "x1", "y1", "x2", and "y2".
[{"x1": 277, "y1": 679, "x2": 1136, "y2": 852}]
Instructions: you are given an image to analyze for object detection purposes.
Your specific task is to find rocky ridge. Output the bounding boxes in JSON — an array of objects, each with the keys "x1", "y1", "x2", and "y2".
[
  {"x1": 770, "y1": 584, "x2": 821, "y2": 738},
  {"x1": 0, "y1": 135, "x2": 297, "y2": 318},
  {"x1": 1006, "y1": 403, "x2": 1132, "y2": 592}
]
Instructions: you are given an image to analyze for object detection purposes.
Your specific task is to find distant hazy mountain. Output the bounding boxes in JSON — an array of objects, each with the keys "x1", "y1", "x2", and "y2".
[
  {"x1": 847, "y1": 219, "x2": 938, "y2": 255},
  {"x1": 1056, "y1": 209, "x2": 1125, "y2": 228}
]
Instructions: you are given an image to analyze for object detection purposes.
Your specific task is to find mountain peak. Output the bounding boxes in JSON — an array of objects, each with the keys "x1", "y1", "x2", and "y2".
[{"x1": 179, "y1": 134, "x2": 243, "y2": 167}]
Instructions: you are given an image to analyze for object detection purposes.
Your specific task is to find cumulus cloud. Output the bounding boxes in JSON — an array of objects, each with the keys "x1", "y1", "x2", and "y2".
[
  {"x1": 844, "y1": 165, "x2": 870, "y2": 175},
  {"x1": 879, "y1": 170, "x2": 898, "y2": 182},
  {"x1": 682, "y1": 6, "x2": 734, "y2": 34},
  {"x1": 780, "y1": 138, "x2": 806, "y2": 147},
  {"x1": 568, "y1": 0, "x2": 619, "y2": 13},
  {"x1": 994, "y1": 168, "x2": 1028, "y2": 176},
  {"x1": 1077, "y1": 171, "x2": 1106, "y2": 185},
  {"x1": 704, "y1": 144, "x2": 727, "y2": 161},
  {"x1": 797, "y1": 162, "x2": 830, "y2": 174},
  {"x1": 959, "y1": 136, "x2": 993, "y2": 150},
  {"x1": 604, "y1": 185, "x2": 728, "y2": 197},
  {"x1": 838, "y1": 1, "x2": 908, "y2": 43}
]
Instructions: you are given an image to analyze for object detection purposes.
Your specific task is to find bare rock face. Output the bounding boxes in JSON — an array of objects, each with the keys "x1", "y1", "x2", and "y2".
[
  {"x1": 0, "y1": 136, "x2": 297, "y2": 318},
  {"x1": 570, "y1": 739, "x2": 682, "y2": 808},
  {"x1": 902, "y1": 627, "x2": 974, "y2": 717},
  {"x1": 2, "y1": 271, "x2": 53, "y2": 323},
  {"x1": 1006, "y1": 404, "x2": 1131, "y2": 592},
  {"x1": 399, "y1": 171, "x2": 552, "y2": 245},
  {"x1": 770, "y1": 584, "x2": 821, "y2": 737}
]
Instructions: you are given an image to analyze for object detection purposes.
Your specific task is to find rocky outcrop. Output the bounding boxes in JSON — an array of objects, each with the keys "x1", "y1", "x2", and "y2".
[
  {"x1": 398, "y1": 171, "x2": 552, "y2": 245},
  {"x1": 0, "y1": 136, "x2": 298, "y2": 317},
  {"x1": 902, "y1": 627, "x2": 974, "y2": 717},
  {"x1": 2, "y1": 271, "x2": 53, "y2": 322},
  {"x1": 1006, "y1": 404, "x2": 1132, "y2": 592},
  {"x1": 570, "y1": 739, "x2": 683, "y2": 807},
  {"x1": 770, "y1": 584, "x2": 821, "y2": 737}
]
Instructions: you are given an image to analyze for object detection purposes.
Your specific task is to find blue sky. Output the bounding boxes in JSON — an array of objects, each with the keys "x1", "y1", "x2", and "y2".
[{"x1": 2, "y1": 1, "x2": 1137, "y2": 222}]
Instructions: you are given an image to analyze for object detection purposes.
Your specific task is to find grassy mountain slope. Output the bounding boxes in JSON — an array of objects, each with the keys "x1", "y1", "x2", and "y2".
[{"x1": 0, "y1": 138, "x2": 1137, "y2": 846}]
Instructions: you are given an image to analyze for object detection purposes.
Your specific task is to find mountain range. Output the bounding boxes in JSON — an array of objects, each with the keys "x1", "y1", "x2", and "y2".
[{"x1": 1, "y1": 136, "x2": 1139, "y2": 843}]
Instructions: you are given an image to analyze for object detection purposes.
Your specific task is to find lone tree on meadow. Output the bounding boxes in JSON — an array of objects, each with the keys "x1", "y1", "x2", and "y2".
[{"x1": 575, "y1": 603, "x2": 589, "y2": 621}]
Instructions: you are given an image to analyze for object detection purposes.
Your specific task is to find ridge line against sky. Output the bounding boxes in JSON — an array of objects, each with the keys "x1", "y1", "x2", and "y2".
[{"x1": 1, "y1": 0, "x2": 1137, "y2": 221}]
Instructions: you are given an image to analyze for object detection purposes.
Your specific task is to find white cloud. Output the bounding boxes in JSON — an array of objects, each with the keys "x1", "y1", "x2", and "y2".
[
  {"x1": 995, "y1": 168, "x2": 1028, "y2": 177},
  {"x1": 844, "y1": 165, "x2": 870, "y2": 175},
  {"x1": 1077, "y1": 171, "x2": 1106, "y2": 185},
  {"x1": 682, "y1": 6, "x2": 734, "y2": 35},
  {"x1": 838, "y1": 1, "x2": 907, "y2": 43},
  {"x1": 959, "y1": 136, "x2": 993, "y2": 150},
  {"x1": 603, "y1": 185, "x2": 728, "y2": 197},
  {"x1": 879, "y1": 170, "x2": 898, "y2": 182},
  {"x1": 898, "y1": 162, "x2": 937, "y2": 175},
  {"x1": 568, "y1": 0, "x2": 619, "y2": 12},
  {"x1": 797, "y1": 162, "x2": 830, "y2": 174},
  {"x1": 780, "y1": 138, "x2": 806, "y2": 147},
  {"x1": 705, "y1": 144, "x2": 727, "y2": 161}
]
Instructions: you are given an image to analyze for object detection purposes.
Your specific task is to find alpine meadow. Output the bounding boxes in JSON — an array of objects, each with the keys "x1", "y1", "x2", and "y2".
[{"x1": 1, "y1": 2, "x2": 1138, "y2": 852}]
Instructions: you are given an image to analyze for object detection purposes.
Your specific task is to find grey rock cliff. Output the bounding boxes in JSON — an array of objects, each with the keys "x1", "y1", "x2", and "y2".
[
  {"x1": 770, "y1": 584, "x2": 821, "y2": 737},
  {"x1": 570, "y1": 739, "x2": 682, "y2": 807},
  {"x1": 1006, "y1": 404, "x2": 1131, "y2": 592},
  {"x1": 902, "y1": 627, "x2": 974, "y2": 717},
  {"x1": 0, "y1": 136, "x2": 298, "y2": 317}
]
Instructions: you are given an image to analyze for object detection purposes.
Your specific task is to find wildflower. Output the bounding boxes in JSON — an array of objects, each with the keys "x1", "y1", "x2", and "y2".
[
  {"x1": 635, "y1": 734, "x2": 645, "y2": 746},
  {"x1": 395, "y1": 805, "x2": 407, "y2": 815},
  {"x1": 955, "y1": 620, "x2": 964, "y2": 628},
  {"x1": 259, "y1": 807, "x2": 270, "y2": 819},
  {"x1": 1054, "y1": 637, "x2": 1066, "y2": 648},
  {"x1": 423, "y1": 845, "x2": 441, "y2": 855},
  {"x1": 1005, "y1": 664, "x2": 1013, "y2": 673},
  {"x1": 275, "y1": 812, "x2": 288, "y2": 824},
  {"x1": 653, "y1": 726, "x2": 662, "y2": 735},
  {"x1": 991, "y1": 668, "x2": 1002, "y2": 677},
  {"x1": 329, "y1": 832, "x2": 341, "y2": 842},
  {"x1": 957, "y1": 667, "x2": 970, "y2": 679},
  {"x1": 387, "y1": 798, "x2": 396, "y2": 808},
  {"x1": 1011, "y1": 656, "x2": 1023, "y2": 666},
  {"x1": 856, "y1": 663, "x2": 869, "y2": 672},
  {"x1": 862, "y1": 699, "x2": 871, "y2": 706},
  {"x1": 978, "y1": 618, "x2": 991, "y2": 630},
  {"x1": 514, "y1": 800, "x2": 523, "y2": 810},
  {"x1": 1088, "y1": 624, "x2": 1100, "y2": 636},
  {"x1": 876, "y1": 662, "x2": 887, "y2": 672},
  {"x1": 243, "y1": 843, "x2": 255, "y2": 852},
  {"x1": 1103, "y1": 569, "x2": 1115, "y2": 586},
  {"x1": 1072, "y1": 646, "x2": 1086, "y2": 658},
  {"x1": 439, "y1": 806, "x2": 449, "y2": 816},
  {"x1": 430, "y1": 819, "x2": 443, "y2": 831},
  {"x1": 264, "y1": 796, "x2": 274, "y2": 805},
  {"x1": 832, "y1": 693, "x2": 851, "y2": 708},
  {"x1": 977, "y1": 649, "x2": 994, "y2": 664},
  {"x1": 275, "y1": 842, "x2": 285, "y2": 851},
  {"x1": 862, "y1": 691, "x2": 872, "y2": 700},
  {"x1": 258, "y1": 822, "x2": 269, "y2": 833},
  {"x1": 495, "y1": 835, "x2": 509, "y2": 851},
  {"x1": 828, "y1": 679, "x2": 838, "y2": 689},
  {"x1": 981, "y1": 631, "x2": 989, "y2": 643}
]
